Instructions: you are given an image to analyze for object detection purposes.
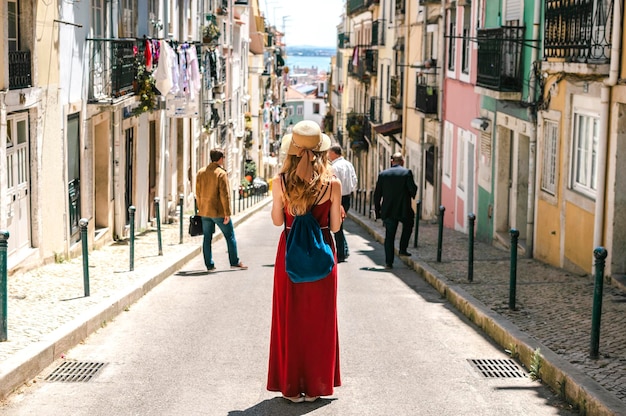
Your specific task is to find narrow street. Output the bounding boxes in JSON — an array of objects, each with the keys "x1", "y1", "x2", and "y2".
[{"x1": 1, "y1": 205, "x2": 573, "y2": 415}]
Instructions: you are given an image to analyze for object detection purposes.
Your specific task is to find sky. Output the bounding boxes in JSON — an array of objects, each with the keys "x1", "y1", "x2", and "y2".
[{"x1": 260, "y1": 0, "x2": 344, "y2": 48}]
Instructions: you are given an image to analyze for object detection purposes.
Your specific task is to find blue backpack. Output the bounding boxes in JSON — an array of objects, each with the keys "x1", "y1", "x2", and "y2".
[{"x1": 284, "y1": 182, "x2": 335, "y2": 283}]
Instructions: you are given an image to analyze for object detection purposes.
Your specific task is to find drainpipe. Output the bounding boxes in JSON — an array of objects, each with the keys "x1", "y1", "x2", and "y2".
[
  {"x1": 418, "y1": 3, "x2": 428, "y2": 207},
  {"x1": 435, "y1": 0, "x2": 446, "y2": 213},
  {"x1": 594, "y1": 0, "x2": 622, "y2": 272},
  {"x1": 525, "y1": 0, "x2": 542, "y2": 258}
]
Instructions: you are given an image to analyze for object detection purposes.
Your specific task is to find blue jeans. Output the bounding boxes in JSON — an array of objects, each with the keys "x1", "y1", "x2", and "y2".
[
  {"x1": 201, "y1": 217, "x2": 240, "y2": 268},
  {"x1": 382, "y1": 217, "x2": 413, "y2": 266},
  {"x1": 334, "y1": 195, "x2": 351, "y2": 260}
]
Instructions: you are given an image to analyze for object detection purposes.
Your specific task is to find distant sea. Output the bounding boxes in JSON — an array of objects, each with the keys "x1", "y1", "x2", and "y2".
[{"x1": 285, "y1": 55, "x2": 332, "y2": 72}]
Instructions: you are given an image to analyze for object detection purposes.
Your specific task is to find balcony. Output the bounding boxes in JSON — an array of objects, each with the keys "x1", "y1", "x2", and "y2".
[
  {"x1": 87, "y1": 39, "x2": 138, "y2": 102},
  {"x1": 476, "y1": 27, "x2": 524, "y2": 93},
  {"x1": 338, "y1": 32, "x2": 351, "y2": 49},
  {"x1": 544, "y1": 0, "x2": 612, "y2": 63},
  {"x1": 371, "y1": 20, "x2": 385, "y2": 46},
  {"x1": 365, "y1": 49, "x2": 378, "y2": 74},
  {"x1": 390, "y1": 75, "x2": 402, "y2": 109},
  {"x1": 348, "y1": 46, "x2": 376, "y2": 82},
  {"x1": 9, "y1": 50, "x2": 32, "y2": 90},
  {"x1": 415, "y1": 84, "x2": 438, "y2": 114},
  {"x1": 369, "y1": 97, "x2": 383, "y2": 123},
  {"x1": 347, "y1": 0, "x2": 368, "y2": 15}
]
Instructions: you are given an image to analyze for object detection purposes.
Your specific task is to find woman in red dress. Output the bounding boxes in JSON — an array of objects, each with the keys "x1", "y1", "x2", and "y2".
[{"x1": 267, "y1": 120, "x2": 343, "y2": 403}]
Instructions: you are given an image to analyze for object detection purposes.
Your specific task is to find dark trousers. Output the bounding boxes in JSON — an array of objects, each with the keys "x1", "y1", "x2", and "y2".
[
  {"x1": 334, "y1": 195, "x2": 351, "y2": 261},
  {"x1": 382, "y1": 217, "x2": 413, "y2": 266}
]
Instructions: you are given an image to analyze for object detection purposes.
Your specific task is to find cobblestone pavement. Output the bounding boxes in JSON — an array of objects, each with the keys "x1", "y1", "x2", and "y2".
[
  {"x1": 348, "y1": 207, "x2": 626, "y2": 410},
  {"x1": 1, "y1": 197, "x2": 625, "y2": 414}
]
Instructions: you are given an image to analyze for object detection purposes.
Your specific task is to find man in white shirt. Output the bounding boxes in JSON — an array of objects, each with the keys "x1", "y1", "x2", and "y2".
[{"x1": 328, "y1": 144, "x2": 358, "y2": 262}]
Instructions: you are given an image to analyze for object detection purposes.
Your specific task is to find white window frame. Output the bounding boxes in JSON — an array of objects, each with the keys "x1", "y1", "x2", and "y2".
[
  {"x1": 447, "y1": 8, "x2": 457, "y2": 74},
  {"x1": 541, "y1": 120, "x2": 559, "y2": 195},
  {"x1": 570, "y1": 108, "x2": 599, "y2": 198},
  {"x1": 461, "y1": 6, "x2": 471, "y2": 79},
  {"x1": 8, "y1": 0, "x2": 18, "y2": 51},
  {"x1": 296, "y1": 105, "x2": 304, "y2": 116},
  {"x1": 443, "y1": 121, "x2": 453, "y2": 187},
  {"x1": 457, "y1": 128, "x2": 467, "y2": 193}
]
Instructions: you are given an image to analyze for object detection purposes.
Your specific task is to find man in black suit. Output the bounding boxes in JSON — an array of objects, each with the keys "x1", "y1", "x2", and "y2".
[{"x1": 374, "y1": 152, "x2": 418, "y2": 269}]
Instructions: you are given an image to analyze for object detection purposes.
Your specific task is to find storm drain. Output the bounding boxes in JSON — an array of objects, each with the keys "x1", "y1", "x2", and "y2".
[
  {"x1": 468, "y1": 358, "x2": 526, "y2": 378},
  {"x1": 45, "y1": 361, "x2": 106, "y2": 382}
]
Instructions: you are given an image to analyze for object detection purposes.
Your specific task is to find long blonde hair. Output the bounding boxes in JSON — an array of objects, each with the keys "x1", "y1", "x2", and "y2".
[{"x1": 281, "y1": 151, "x2": 332, "y2": 216}]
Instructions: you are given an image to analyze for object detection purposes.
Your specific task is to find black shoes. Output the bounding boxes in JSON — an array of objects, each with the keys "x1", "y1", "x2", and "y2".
[
  {"x1": 398, "y1": 251, "x2": 412, "y2": 256},
  {"x1": 384, "y1": 264, "x2": 393, "y2": 269}
]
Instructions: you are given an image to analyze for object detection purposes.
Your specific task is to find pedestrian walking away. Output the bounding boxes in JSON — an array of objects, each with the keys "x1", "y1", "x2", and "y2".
[
  {"x1": 328, "y1": 144, "x2": 357, "y2": 262},
  {"x1": 373, "y1": 152, "x2": 418, "y2": 269},
  {"x1": 268, "y1": 120, "x2": 343, "y2": 403},
  {"x1": 195, "y1": 148, "x2": 247, "y2": 271}
]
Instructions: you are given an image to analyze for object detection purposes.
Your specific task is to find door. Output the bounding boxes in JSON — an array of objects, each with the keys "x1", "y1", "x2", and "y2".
[
  {"x1": 67, "y1": 114, "x2": 81, "y2": 243},
  {"x1": 6, "y1": 113, "x2": 31, "y2": 255},
  {"x1": 124, "y1": 127, "x2": 134, "y2": 224}
]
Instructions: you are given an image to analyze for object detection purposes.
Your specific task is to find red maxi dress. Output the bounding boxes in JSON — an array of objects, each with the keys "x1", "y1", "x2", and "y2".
[{"x1": 267, "y1": 198, "x2": 342, "y2": 398}]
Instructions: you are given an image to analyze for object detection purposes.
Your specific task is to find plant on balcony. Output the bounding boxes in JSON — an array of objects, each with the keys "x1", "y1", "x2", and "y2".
[
  {"x1": 132, "y1": 58, "x2": 157, "y2": 117},
  {"x1": 202, "y1": 21, "x2": 221, "y2": 44},
  {"x1": 346, "y1": 112, "x2": 368, "y2": 152}
]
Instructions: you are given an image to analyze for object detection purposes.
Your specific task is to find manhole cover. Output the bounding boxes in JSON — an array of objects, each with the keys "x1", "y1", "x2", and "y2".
[
  {"x1": 45, "y1": 361, "x2": 106, "y2": 382},
  {"x1": 468, "y1": 358, "x2": 526, "y2": 378}
]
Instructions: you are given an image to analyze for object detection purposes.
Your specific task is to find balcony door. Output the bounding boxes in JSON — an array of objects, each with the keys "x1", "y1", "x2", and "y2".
[
  {"x1": 90, "y1": 0, "x2": 106, "y2": 99},
  {"x1": 67, "y1": 114, "x2": 82, "y2": 243},
  {"x1": 6, "y1": 113, "x2": 31, "y2": 256}
]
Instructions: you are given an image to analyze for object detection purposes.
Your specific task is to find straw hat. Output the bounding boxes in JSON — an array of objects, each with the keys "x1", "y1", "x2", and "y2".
[{"x1": 280, "y1": 120, "x2": 331, "y2": 156}]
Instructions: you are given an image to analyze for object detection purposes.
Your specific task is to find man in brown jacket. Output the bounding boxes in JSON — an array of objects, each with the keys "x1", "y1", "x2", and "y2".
[{"x1": 195, "y1": 148, "x2": 247, "y2": 271}]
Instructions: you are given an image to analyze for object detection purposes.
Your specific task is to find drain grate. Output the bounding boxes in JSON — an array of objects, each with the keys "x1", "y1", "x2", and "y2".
[
  {"x1": 45, "y1": 361, "x2": 106, "y2": 382},
  {"x1": 468, "y1": 358, "x2": 526, "y2": 378}
]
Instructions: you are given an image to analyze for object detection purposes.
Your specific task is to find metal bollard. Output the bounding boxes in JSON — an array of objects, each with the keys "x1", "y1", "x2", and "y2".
[
  {"x1": 179, "y1": 194, "x2": 184, "y2": 244},
  {"x1": 0, "y1": 230, "x2": 9, "y2": 341},
  {"x1": 414, "y1": 200, "x2": 422, "y2": 248},
  {"x1": 468, "y1": 213, "x2": 476, "y2": 282},
  {"x1": 437, "y1": 205, "x2": 445, "y2": 262},
  {"x1": 237, "y1": 188, "x2": 242, "y2": 213},
  {"x1": 233, "y1": 189, "x2": 237, "y2": 215},
  {"x1": 368, "y1": 191, "x2": 373, "y2": 219},
  {"x1": 154, "y1": 198, "x2": 163, "y2": 256},
  {"x1": 79, "y1": 218, "x2": 90, "y2": 297},
  {"x1": 509, "y1": 229, "x2": 519, "y2": 310},
  {"x1": 590, "y1": 247, "x2": 608, "y2": 359},
  {"x1": 129, "y1": 206, "x2": 136, "y2": 271}
]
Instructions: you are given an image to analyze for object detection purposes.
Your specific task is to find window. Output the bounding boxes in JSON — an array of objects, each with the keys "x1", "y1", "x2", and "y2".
[
  {"x1": 541, "y1": 121, "x2": 559, "y2": 195},
  {"x1": 457, "y1": 129, "x2": 466, "y2": 192},
  {"x1": 120, "y1": 0, "x2": 137, "y2": 37},
  {"x1": 443, "y1": 122, "x2": 453, "y2": 186},
  {"x1": 296, "y1": 105, "x2": 303, "y2": 116},
  {"x1": 447, "y1": 9, "x2": 457, "y2": 72},
  {"x1": 148, "y1": 0, "x2": 159, "y2": 37},
  {"x1": 313, "y1": 103, "x2": 320, "y2": 114},
  {"x1": 461, "y1": 7, "x2": 471, "y2": 74},
  {"x1": 571, "y1": 111, "x2": 599, "y2": 197},
  {"x1": 8, "y1": 0, "x2": 18, "y2": 51}
]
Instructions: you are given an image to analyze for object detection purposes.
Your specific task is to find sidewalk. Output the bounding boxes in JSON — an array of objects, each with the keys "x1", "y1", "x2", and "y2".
[
  {"x1": 348, "y1": 209, "x2": 626, "y2": 415},
  {"x1": 0, "y1": 199, "x2": 269, "y2": 402},
  {"x1": 1, "y1": 197, "x2": 625, "y2": 415}
]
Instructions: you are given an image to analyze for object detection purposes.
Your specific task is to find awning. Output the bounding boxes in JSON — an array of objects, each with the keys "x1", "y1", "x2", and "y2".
[{"x1": 373, "y1": 119, "x2": 402, "y2": 136}]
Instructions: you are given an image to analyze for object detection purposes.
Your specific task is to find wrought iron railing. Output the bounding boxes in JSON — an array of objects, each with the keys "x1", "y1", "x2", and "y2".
[
  {"x1": 8, "y1": 50, "x2": 32, "y2": 90},
  {"x1": 544, "y1": 0, "x2": 613, "y2": 62},
  {"x1": 369, "y1": 97, "x2": 383, "y2": 123},
  {"x1": 371, "y1": 20, "x2": 385, "y2": 46},
  {"x1": 476, "y1": 26, "x2": 524, "y2": 92},
  {"x1": 87, "y1": 39, "x2": 138, "y2": 101}
]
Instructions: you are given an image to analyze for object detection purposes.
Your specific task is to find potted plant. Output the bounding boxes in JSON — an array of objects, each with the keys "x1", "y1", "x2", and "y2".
[{"x1": 202, "y1": 21, "x2": 221, "y2": 44}]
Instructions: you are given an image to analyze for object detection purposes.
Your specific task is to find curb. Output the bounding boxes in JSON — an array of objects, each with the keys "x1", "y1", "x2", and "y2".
[
  {"x1": 0, "y1": 198, "x2": 272, "y2": 402},
  {"x1": 349, "y1": 213, "x2": 626, "y2": 416}
]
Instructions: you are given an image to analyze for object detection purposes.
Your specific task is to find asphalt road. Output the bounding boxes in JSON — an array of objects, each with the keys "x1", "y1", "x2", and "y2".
[{"x1": 0, "y1": 205, "x2": 574, "y2": 415}]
